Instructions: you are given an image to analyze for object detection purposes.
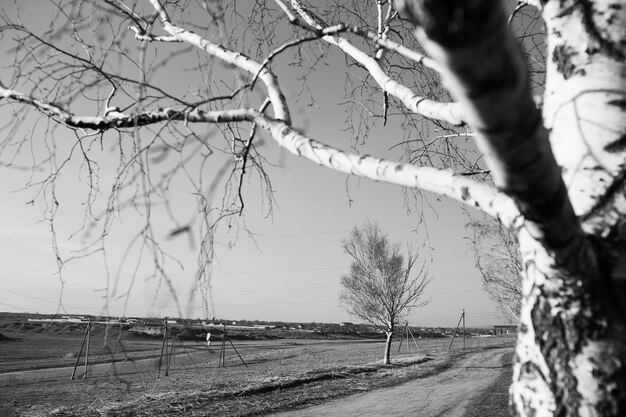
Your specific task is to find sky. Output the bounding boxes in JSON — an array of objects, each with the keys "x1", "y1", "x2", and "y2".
[{"x1": 0, "y1": 1, "x2": 508, "y2": 327}]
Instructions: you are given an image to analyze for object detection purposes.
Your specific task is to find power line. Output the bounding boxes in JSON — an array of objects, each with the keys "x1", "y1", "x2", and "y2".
[
  {"x1": 0, "y1": 283, "x2": 486, "y2": 302},
  {"x1": 200, "y1": 299, "x2": 338, "y2": 309},
  {"x1": 0, "y1": 287, "x2": 96, "y2": 313},
  {"x1": 0, "y1": 265, "x2": 348, "y2": 280},
  {"x1": 0, "y1": 300, "x2": 32, "y2": 312},
  {"x1": 0, "y1": 255, "x2": 476, "y2": 281},
  {"x1": 0, "y1": 285, "x2": 342, "y2": 300},
  {"x1": 0, "y1": 223, "x2": 469, "y2": 246},
  {"x1": 0, "y1": 287, "x2": 64, "y2": 305},
  {"x1": 425, "y1": 288, "x2": 483, "y2": 296}
]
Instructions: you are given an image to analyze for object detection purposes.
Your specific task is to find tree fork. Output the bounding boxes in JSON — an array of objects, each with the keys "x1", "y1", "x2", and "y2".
[
  {"x1": 397, "y1": 0, "x2": 626, "y2": 415},
  {"x1": 398, "y1": 0, "x2": 578, "y2": 250}
]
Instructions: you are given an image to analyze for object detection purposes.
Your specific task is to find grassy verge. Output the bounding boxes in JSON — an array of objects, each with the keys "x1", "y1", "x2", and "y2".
[
  {"x1": 463, "y1": 351, "x2": 514, "y2": 417},
  {"x1": 92, "y1": 353, "x2": 452, "y2": 417},
  {"x1": 65, "y1": 347, "x2": 512, "y2": 416}
]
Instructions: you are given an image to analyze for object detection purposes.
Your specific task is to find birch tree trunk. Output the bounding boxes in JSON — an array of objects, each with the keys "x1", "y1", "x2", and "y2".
[
  {"x1": 511, "y1": 2, "x2": 626, "y2": 415},
  {"x1": 398, "y1": 0, "x2": 626, "y2": 415},
  {"x1": 384, "y1": 328, "x2": 394, "y2": 365}
]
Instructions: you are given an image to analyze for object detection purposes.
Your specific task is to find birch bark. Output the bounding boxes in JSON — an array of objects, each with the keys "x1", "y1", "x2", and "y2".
[
  {"x1": 384, "y1": 329, "x2": 393, "y2": 365},
  {"x1": 397, "y1": 0, "x2": 626, "y2": 415}
]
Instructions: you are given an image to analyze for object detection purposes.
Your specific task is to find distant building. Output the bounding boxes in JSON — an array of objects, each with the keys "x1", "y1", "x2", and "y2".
[
  {"x1": 62, "y1": 315, "x2": 87, "y2": 323},
  {"x1": 493, "y1": 325, "x2": 517, "y2": 335}
]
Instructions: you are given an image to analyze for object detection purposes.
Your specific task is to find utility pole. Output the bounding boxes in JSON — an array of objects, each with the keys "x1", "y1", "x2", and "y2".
[
  {"x1": 218, "y1": 324, "x2": 247, "y2": 368},
  {"x1": 462, "y1": 309, "x2": 466, "y2": 349},
  {"x1": 448, "y1": 310, "x2": 466, "y2": 350},
  {"x1": 397, "y1": 321, "x2": 420, "y2": 353},
  {"x1": 71, "y1": 319, "x2": 92, "y2": 380},
  {"x1": 84, "y1": 319, "x2": 91, "y2": 379},
  {"x1": 165, "y1": 334, "x2": 175, "y2": 376},
  {"x1": 175, "y1": 334, "x2": 197, "y2": 368},
  {"x1": 219, "y1": 324, "x2": 226, "y2": 367},
  {"x1": 157, "y1": 317, "x2": 169, "y2": 378}
]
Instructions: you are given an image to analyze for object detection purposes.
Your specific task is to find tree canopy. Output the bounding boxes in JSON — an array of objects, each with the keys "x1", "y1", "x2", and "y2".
[
  {"x1": 340, "y1": 222, "x2": 430, "y2": 328},
  {"x1": 340, "y1": 221, "x2": 430, "y2": 364}
]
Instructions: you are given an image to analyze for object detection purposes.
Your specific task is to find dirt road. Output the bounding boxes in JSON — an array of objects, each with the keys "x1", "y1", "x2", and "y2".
[{"x1": 272, "y1": 347, "x2": 511, "y2": 417}]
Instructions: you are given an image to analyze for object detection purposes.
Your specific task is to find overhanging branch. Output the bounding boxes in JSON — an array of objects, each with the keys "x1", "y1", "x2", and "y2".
[
  {"x1": 0, "y1": 86, "x2": 252, "y2": 128},
  {"x1": 147, "y1": 0, "x2": 291, "y2": 124},
  {"x1": 285, "y1": 0, "x2": 465, "y2": 126},
  {"x1": 1, "y1": 84, "x2": 518, "y2": 228}
]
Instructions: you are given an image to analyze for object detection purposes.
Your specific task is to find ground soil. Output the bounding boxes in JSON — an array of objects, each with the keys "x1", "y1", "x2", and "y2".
[
  {"x1": 272, "y1": 347, "x2": 512, "y2": 417},
  {"x1": 462, "y1": 352, "x2": 514, "y2": 417}
]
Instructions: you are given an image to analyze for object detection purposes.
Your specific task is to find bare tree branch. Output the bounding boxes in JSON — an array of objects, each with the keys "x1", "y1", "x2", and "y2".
[
  {"x1": 285, "y1": 0, "x2": 464, "y2": 125},
  {"x1": 147, "y1": 0, "x2": 291, "y2": 123},
  {"x1": 1, "y1": 84, "x2": 519, "y2": 227}
]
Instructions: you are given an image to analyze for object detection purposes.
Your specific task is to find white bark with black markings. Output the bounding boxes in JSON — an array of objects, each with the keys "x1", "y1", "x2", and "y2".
[{"x1": 397, "y1": 0, "x2": 626, "y2": 416}]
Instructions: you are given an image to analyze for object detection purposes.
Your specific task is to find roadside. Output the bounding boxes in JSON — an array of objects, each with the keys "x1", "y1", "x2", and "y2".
[
  {"x1": 271, "y1": 347, "x2": 512, "y2": 417},
  {"x1": 84, "y1": 350, "x2": 448, "y2": 417},
  {"x1": 1, "y1": 335, "x2": 515, "y2": 417},
  {"x1": 99, "y1": 345, "x2": 513, "y2": 417},
  {"x1": 462, "y1": 352, "x2": 514, "y2": 417}
]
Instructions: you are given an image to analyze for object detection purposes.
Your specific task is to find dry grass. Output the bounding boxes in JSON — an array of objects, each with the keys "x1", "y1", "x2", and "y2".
[
  {"x1": 1, "y1": 324, "x2": 515, "y2": 417},
  {"x1": 0, "y1": 328, "x2": 164, "y2": 373}
]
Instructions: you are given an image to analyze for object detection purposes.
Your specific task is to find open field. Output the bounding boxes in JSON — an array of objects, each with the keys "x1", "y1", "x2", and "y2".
[
  {"x1": 0, "y1": 323, "x2": 165, "y2": 373},
  {"x1": 0, "y1": 320, "x2": 515, "y2": 417}
]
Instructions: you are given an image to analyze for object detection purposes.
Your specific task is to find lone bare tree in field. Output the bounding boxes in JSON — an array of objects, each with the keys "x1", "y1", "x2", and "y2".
[
  {"x1": 1, "y1": 0, "x2": 625, "y2": 415},
  {"x1": 340, "y1": 222, "x2": 429, "y2": 365}
]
